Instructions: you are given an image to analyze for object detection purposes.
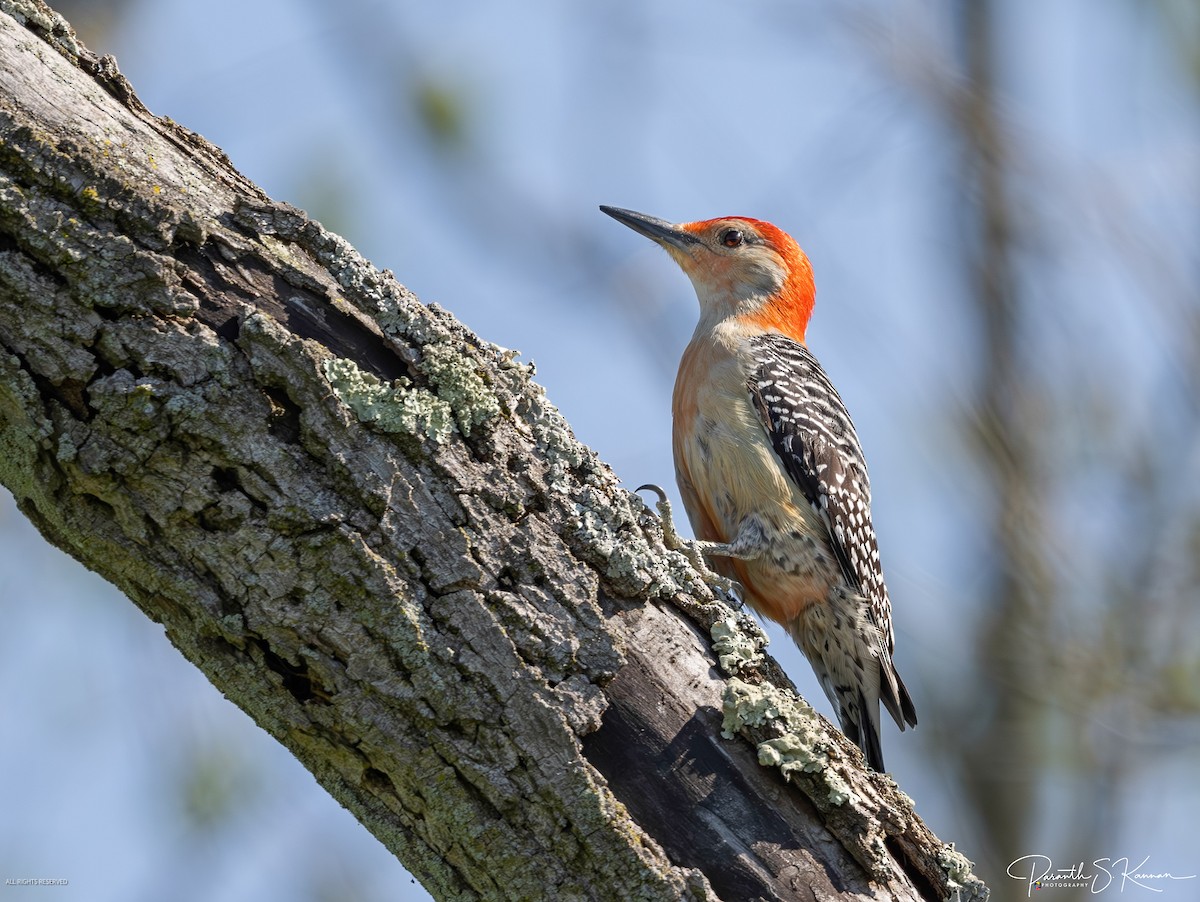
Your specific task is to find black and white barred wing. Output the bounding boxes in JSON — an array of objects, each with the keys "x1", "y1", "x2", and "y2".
[{"x1": 745, "y1": 332, "x2": 893, "y2": 653}]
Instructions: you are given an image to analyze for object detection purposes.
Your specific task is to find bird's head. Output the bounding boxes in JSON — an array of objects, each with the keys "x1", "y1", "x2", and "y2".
[{"x1": 601, "y1": 205, "x2": 815, "y2": 343}]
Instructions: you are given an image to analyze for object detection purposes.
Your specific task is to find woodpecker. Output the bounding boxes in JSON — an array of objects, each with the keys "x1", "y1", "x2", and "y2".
[{"x1": 601, "y1": 205, "x2": 917, "y2": 771}]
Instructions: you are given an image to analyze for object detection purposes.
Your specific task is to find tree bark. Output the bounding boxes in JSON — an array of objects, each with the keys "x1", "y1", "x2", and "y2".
[{"x1": 0, "y1": 3, "x2": 987, "y2": 900}]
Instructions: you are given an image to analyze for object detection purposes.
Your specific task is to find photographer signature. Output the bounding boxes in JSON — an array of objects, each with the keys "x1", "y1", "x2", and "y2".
[{"x1": 1008, "y1": 855, "x2": 1195, "y2": 895}]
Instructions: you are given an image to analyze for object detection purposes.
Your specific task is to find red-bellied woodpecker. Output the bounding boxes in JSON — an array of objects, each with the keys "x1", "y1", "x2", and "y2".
[{"x1": 601, "y1": 205, "x2": 917, "y2": 771}]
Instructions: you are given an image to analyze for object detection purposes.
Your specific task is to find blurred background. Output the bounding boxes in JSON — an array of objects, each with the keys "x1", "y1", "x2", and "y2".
[{"x1": 2, "y1": 0, "x2": 1198, "y2": 899}]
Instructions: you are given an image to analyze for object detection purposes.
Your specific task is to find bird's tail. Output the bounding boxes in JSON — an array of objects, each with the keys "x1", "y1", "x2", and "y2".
[{"x1": 787, "y1": 590, "x2": 916, "y2": 772}]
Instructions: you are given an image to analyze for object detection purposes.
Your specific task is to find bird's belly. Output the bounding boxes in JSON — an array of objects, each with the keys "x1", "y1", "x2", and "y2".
[
  {"x1": 734, "y1": 528, "x2": 843, "y2": 623},
  {"x1": 682, "y1": 408, "x2": 841, "y2": 624}
]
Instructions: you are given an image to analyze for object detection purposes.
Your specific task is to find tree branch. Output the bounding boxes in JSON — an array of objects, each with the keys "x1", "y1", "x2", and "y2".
[{"x1": 0, "y1": 2, "x2": 987, "y2": 899}]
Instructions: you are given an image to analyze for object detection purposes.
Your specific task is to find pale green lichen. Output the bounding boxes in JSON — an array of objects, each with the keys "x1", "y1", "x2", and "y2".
[
  {"x1": 373, "y1": 293, "x2": 427, "y2": 342},
  {"x1": 823, "y1": 771, "x2": 854, "y2": 806},
  {"x1": 722, "y1": 678, "x2": 800, "y2": 736},
  {"x1": 331, "y1": 287, "x2": 500, "y2": 437},
  {"x1": 938, "y1": 844, "x2": 973, "y2": 885},
  {"x1": 710, "y1": 614, "x2": 767, "y2": 674},
  {"x1": 418, "y1": 342, "x2": 500, "y2": 436},
  {"x1": 722, "y1": 677, "x2": 856, "y2": 806},
  {"x1": 569, "y1": 482, "x2": 687, "y2": 599},
  {"x1": 938, "y1": 842, "x2": 990, "y2": 902},
  {"x1": 756, "y1": 731, "x2": 824, "y2": 774},
  {"x1": 323, "y1": 357, "x2": 453, "y2": 443},
  {"x1": 527, "y1": 392, "x2": 587, "y2": 481}
]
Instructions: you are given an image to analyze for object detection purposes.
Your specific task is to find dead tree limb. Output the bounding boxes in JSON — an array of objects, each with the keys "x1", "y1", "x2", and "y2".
[{"x1": 0, "y1": 3, "x2": 987, "y2": 899}]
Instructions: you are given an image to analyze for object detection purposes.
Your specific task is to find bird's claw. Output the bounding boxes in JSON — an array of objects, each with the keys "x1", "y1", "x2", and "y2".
[
  {"x1": 634, "y1": 483, "x2": 742, "y2": 602},
  {"x1": 635, "y1": 484, "x2": 683, "y2": 550}
]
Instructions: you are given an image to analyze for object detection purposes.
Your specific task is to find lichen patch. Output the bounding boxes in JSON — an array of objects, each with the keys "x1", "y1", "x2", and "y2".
[{"x1": 323, "y1": 357, "x2": 454, "y2": 443}]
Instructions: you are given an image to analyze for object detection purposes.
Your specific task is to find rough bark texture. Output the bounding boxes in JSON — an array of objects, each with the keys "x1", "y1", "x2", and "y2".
[{"x1": 0, "y1": 3, "x2": 988, "y2": 900}]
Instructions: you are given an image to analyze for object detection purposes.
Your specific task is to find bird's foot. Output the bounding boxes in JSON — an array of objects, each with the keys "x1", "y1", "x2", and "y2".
[{"x1": 635, "y1": 484, "x2": 743, "y2": 602}]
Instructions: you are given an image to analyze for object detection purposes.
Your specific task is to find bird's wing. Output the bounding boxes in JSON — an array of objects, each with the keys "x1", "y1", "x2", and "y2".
[
  {"x1": 745, "y1": 332, "x2": 892, "y2": 652},
  {"x1": 747, "y1": 332, "x2": 917, "y2": 735}
]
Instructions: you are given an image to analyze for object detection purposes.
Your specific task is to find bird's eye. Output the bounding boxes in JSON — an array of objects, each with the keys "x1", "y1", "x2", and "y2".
[{"x1": 721, "y1": 229, "x2": 744, "y2": 248}]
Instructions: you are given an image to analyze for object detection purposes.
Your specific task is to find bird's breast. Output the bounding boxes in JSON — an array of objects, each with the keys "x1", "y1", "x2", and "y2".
[
  {"x1": 673, "y1": 335, "x2": 793, "y2": 523},
  {"x1": 672, "y1": 335, "x2": 836, "y2": 621}
]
